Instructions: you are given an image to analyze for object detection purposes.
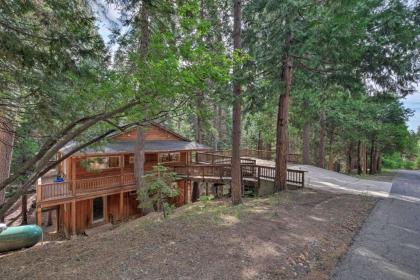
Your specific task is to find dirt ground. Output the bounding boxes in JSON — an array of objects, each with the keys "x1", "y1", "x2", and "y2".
[{"x1": 0, "y1": 189, "x2": 377, "y2": 280}]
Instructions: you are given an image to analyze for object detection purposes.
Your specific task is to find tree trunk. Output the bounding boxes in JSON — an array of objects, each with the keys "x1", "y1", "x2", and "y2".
[
  {"x1": 257, "y1": 130, "x2": 263, "y2": 151},
  {"x1": 327, "y1": 130, "x2": 335, "y2": 170},
  {"x1": 370, "y1": 139, "x2": 377, "y2": 174},
  {"x1": 21, "y1": 193, "x2": 28, "y2": 225},
  {"x1": 213, "y1": 104, "x2": 221, "y2": 150},
  {"x1": 195, "y1": 92, "x2": 204, "y2": 144},
  {"x1": 357, "y1": 140, "x2": 362, "y2": 175},
  {"x1": 274, "y1": 31, "x2": 293, "y2": 192},
  {"x1": 0, "y1": 115, "x2": 15, "y2": 222},
  {"x1": 231, "y1": 0, "x2": 242, "y2": 205},
  {"x1": 347, "y1": 142, "x2": 353, "y2": 174},
  {"x1": 317, "y1": 111, "x2": 326, "y2": 168},
  {"x1": 302, "y1": 120, "x2": 310, "y2": 164},
  {"x1": 134, "y1": 127, "x2": 145, "y2": 185}
]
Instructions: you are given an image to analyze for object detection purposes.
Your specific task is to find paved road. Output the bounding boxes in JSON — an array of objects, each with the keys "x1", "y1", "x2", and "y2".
[
  {"x1": 253, "y1": 160, "x2": 393, "y2": 197},
  {"x1": 332, "y1": 170, "x2": 420, "y2": 280}
]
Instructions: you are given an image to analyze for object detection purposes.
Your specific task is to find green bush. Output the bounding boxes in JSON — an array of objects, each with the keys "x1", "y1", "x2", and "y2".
[{"x1": 382, "y1": 153, "x2": 417, "y2": 170}]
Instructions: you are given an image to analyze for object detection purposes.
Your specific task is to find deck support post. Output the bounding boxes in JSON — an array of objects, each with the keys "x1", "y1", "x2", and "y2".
[
  {"x1": 119, "y1": 191, "x2": 124, "y2": 220},
  {"x1": 36, "y1": 207, "x2": 42, "y2": 226},
  {"x1": 103, "y1": 195, "x2": 109, "y2": 223},
  {"x1": 120, "y1": 154, "x2": 124, "y2": 185},
  {"x1": 71, "y1": 200, "x2": 76, "y2": 235}
]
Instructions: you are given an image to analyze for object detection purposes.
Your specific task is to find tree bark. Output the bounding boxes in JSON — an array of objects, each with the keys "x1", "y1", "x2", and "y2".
[
  {"x1": 0, "y1": 115, "x2": 15, "y2": 222},
  {"x1": 357, "y1": 140, "x2": 362, "y2": 175},
  {"x1": 347, "y1": 142, "x2": 353, "y2": 174},
  {"x1": 274, "y1": 31, "x2": 293, "y2": 192},
  {"x1": 195, "y1": 92, "x2": 204, "y2": 144},
  {"x1": 213, "y1": 104, "x2": 221, "y2": 150},
  {"x1": 21, "y1": 193, "x2": 27, "y2": 225},
  {"x1": 302, "y1": 120, "x2": 310, "y2": 164},
  {"x1": 370, "y1": 139, "x2": 377, "y2": 174},
  {"x1": 231, "y1": 0, "x2": 242, "y2": 205},
  {"x1": 257, "y1": 130, "x2": 263, "y2": 151},
  {"x1": 317, "y1": 111, "x2": 326, "y2": 168},
  {"x1": 327, "y1": 130, "x2": 335, "y2": 170}
]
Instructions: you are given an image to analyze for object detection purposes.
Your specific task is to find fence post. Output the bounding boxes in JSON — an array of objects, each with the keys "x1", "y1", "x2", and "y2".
[
  {"x1": 301, "y1": 172, "x2": 305, "y2": 188},
  {"x1": 257, "y1": 166, "x2": 261, "y2": 196}
]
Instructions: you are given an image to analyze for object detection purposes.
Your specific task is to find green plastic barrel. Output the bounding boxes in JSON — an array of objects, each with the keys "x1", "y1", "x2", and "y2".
[{"x1": 0, "y1": 225, "x2": 43, "y2": 253}]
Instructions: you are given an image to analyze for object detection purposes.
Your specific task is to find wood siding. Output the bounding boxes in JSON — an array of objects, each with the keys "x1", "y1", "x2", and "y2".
[{"x1": 113, "y1": 125, "x2": 183, "y2": 141}]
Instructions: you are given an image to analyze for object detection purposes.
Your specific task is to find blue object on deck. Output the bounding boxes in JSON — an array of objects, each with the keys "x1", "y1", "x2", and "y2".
[
  {"x1": 54, "y1": 177, "x2": 64, "y2": 183},
  {"x1": 0, "y1": 224, "x2": 43, "y2": 253}
]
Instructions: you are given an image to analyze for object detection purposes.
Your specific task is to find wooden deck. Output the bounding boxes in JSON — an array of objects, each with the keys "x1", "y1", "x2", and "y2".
[
  {"x1": 171, "y1": 164, "x2": 305, "y2": 188},
  {"x1": 37, "y1": 173, "x2": 136, "y2": 205},
  {"x1": 37, "y1": 151, "x2": 305, "y2": 205}
]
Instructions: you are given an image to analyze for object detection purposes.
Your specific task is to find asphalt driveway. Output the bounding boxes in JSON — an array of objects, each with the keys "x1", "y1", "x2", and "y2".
[{"x1": 331, "y1": 170, "x2": 420, "y2": 280}]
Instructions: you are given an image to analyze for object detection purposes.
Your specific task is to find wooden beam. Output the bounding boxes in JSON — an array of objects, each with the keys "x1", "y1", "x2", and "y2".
[
  {"x1": 103, "y1": 195, "x2": 108, "y2": 223},
  {"x1": 120, "y1": 154, "x2": 124, "y2": 184},
  {"x1": 119, "y1": 191, "x2": 124, "y2": 220},
  {"x1": 71, "y1": 200, "x2": 76, "y2": 235},
  {"x1": 36, "y1": 207, "x2": 42, "y2": 226},
  {"x1": 71, "y1": 158, "x2": 76, "y2": 195}
]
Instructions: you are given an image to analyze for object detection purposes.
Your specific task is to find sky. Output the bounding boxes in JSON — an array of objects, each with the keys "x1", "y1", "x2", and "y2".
[
  {"x1": 403, "y1": 85, "x2": 420, "y2": 132},
  {"x1": 91, "y1": 2, "x2": 420, "y2": 133}
]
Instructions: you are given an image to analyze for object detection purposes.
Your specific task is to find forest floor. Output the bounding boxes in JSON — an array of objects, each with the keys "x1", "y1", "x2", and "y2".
[{"x1": 0, "y1": 189, "x2": 377, "y2": 280}]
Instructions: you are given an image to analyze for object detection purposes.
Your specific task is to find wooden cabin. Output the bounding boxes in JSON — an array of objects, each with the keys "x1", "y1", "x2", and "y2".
[{"x1": 36, "y1": 123, "x2": 209, "y2": 235}]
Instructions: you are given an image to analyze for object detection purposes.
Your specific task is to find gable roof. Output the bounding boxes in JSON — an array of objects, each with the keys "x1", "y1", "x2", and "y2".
[
  {"x1": 110, "y1": 122, "x2": 190, "y2": 142},
  {"x1": 60, "y1": 122, "x2": 210, "y2": 156},
  {"x1": 61, "y1": 140, "x2": 209, "y2": 155}
]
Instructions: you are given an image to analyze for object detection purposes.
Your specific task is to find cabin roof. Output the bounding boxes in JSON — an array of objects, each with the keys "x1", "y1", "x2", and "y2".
[
  {"x1": 109, "y1": 122, "x2": 190, "y2": 142},
  {"x1": 61, "y1": 140, "x2": 210, "y2": 156}
]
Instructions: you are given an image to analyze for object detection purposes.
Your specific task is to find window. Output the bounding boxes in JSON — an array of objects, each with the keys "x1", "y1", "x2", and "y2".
[
  {"x1": 129, "y1": 156, "x2": 134, "y2": 164},
  {"x1": 108, "y1": 156, "x2": 120, "y2": 168},
  {"x1": 158, "y1": 152, "x2": 180, "y2": 163},
  {"x1": 87, "y1": 156, "x2": 120, "y2": 170},
  {"x1": 92, "y1": 197, "x2": 104, "y2": 223}
]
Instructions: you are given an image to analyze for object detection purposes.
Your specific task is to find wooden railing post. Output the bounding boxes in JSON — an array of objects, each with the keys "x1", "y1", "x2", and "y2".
[
  {"x1": 256, "y1": 166, "x2": 261, "y2": 196},
  {"x1": 71, "y1": 158, "x2": 76, "y2": 195},
  {"x1": 301, "y1": 172, "x2": 305, "y2": 188},
  {"x1": 36, "y1": 178, "x2": 42, "y2": 202},
  {"x1": 71, "y1": 200, "x2": 76, "y2": 235}
]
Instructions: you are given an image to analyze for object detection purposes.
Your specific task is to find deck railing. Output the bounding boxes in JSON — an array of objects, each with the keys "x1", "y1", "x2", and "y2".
[
  {"x1": 38, "y1": 161, "x2": 305, "y2": 202},
  {"x1": 37, "y1": 173, "x2": 135, "y2": 201},
  {"x1": 172, "y1": 164, "x2": 305, "y2": 188},
  {"x1": 209, "y1": 149, "x2": 302, "y2": 163},
  {"x1": 196, "y1": 152, "x2": 256, "y2": 165}
]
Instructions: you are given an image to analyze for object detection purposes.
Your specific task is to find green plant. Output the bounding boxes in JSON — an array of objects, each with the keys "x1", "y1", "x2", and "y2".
[{"x1": 137, "y1": 164, "x2": 179, "y2": 218}]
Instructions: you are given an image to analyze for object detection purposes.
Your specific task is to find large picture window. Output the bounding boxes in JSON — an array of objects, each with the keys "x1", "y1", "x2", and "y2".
[
  {"x1": 158, "y1": 152, "x2": 180, "y2": 163},
  {"x1": 86, "y1": 156, "x2": 120, "y2": 170}
]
